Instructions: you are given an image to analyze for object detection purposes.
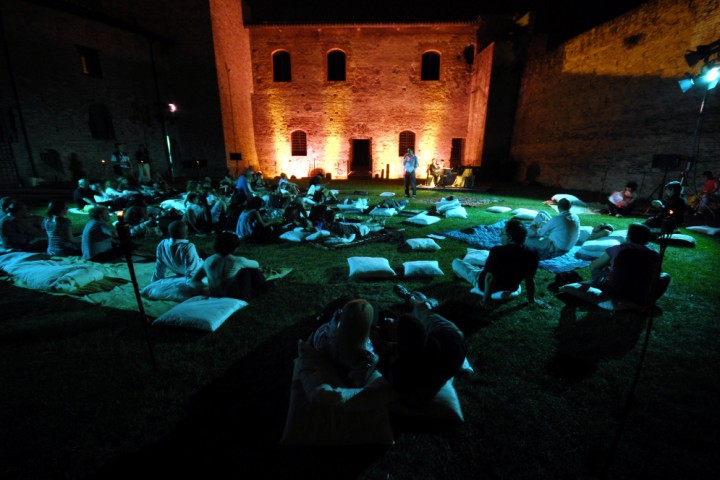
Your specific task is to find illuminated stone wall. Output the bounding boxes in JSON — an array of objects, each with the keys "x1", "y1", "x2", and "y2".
[
  {"x1": 248, "y1": 23, "x2": 480, "y2": 179},
  {"x1": 512, "y1": 0, "x2": 720, "y2": 195}
]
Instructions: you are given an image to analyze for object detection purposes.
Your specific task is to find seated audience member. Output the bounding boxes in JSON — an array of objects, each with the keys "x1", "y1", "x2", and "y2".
[
  {"x1": 81, "y1": 206, "x2": 123, "y2": 262},
  {"x1": 235, "y1": 196, "x2": 282, "y2": 244},
  {"x1": 695, "y1": 171, "x2": 719, "y2": 216},
  {"x1": 192, "y1": 231, "x2": 267, "y2": 301},
  {"x1": 43, "y1": 200, "x2": 81, "y2": 256},
  {"x1": 104, "y1": 179, "x2": 123, "y2": 199},
  {"x1": 373, "y1": 298, "x2": 466, "y2": 407},
  {"x1": 73, "y1": 178, "x2": 99, "y2": 210},
  {"x1": 234, "y1": 167, "x2": 257, "y2": 204},
  {"x1": 589, "y1": 223, "x2": 667, "y2": 305},
  {"x1": 151, "y1": 220, "x2": 203, "y2": 284},
  {"x1": 0, "y1": 200, "x2": 47, "y2": 252},
  {"x1": 277, "y1": 172, "x2": 300, "y2": 196},
  {"x1": 525, "y1": 198, "x2": 580, "y2": 259},
  {"x1": 452, "y1": 219, "x2": 547, "y2": 309},
  {"x1": 644, "y1": 180, "x2": 687, "y2": 232},
  {"x1": 182, "y1": 192, "x2": 212, "y2": 234},
  {"x1": 209, "y1": 189, "x2": 229, "y2": 230},
  {"x1": 306, "y1": 173, "x2": 338, "y2": 204},
  {"x1": 311, "y1": 298, "x2": 379, "y2": 388},
  {"x1": 124, "y1": 196, "x2": 156, "y2": 238},
  {"x1": 0, "y1": 196, "x2": 16, "y2": 224},
  {"x1": 608, "y1": 180, "x2": 638, "y2": 217}
]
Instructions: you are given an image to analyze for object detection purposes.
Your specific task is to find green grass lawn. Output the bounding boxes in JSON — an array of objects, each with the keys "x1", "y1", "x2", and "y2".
[{"x1": 1, "y1": 180, "x2": 719, "y2": 479}]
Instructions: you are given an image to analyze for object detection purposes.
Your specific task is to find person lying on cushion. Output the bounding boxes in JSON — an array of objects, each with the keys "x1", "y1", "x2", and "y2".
[
  {"x1": 311, "y1": 298, "x2": 379, "y2": 388},
  {"x1": 191, "y1": 231, "x2": 267, "y2": 301},
  {"x1": 151, "y1": 220, "x2": 203, "y2": 284},
  {"x1": 452, "y1": 219, "x2": 549, "y2": 309},
  {"x1": 589, "y1": 222, "x2": 668, "y2": 305},
  {"x1": 373, "y1": 299, "x2": 466, "y2": 408}
]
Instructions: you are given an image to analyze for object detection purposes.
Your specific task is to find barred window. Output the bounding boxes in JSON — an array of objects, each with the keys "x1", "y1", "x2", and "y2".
[
  {"x1": 398, "y1": 131, "x2": 415, "y2": 156},
  {"x1": 291, "y1": 131, "x2": 307, "y2": 156},
  {"x1": 327, "y1": 50, "x2": 346, "y2": 81},
  {"x1": 273, "y1": 51, "x2": 291, "y2": 82},
  {"x1": 421, "y1": 51, "x2": 440, "y2": 81}
]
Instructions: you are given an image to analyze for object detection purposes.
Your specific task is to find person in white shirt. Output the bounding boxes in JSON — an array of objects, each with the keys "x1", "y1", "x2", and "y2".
[
  {"x1": 191, "y1": 231, "x2": 266, "y2": 300},
  {"x1": 525, "y1": 198, "x2": 580, "y2": 259},
  {"x1": 151, "y1": 221, "x2": 203, "y2": 284}
]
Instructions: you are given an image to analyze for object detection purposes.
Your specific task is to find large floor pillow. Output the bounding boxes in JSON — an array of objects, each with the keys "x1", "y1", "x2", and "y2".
[
  {"x1": 444, "y1": 206, "x2": 468, "y2": 218},
  {"x1": 551, "y1": 193, "x2": 586, "y2": 206},
  {"x1": 403, "y1": 260, "x2": 444, "y2": 278},
  {"x1": 140, "y1": 277, "x2": 203, "y2": 301},
  {"x1": 406, "y1": 238, "x2": 441, "y2": 251},
  {"x1": 664, "y1": 233, "x2": 696, "y2": 247},
  {"x1": 280, "y1": 340, "x2": 398, "y2": 445},
  {"x1": 511, "y1": 208, "x2": 538, "y2": 220},
  {"x1": 486, "y1": 206, "x2": 512, "y2": 214},
  {"x1": 435, "y1": 198, "x2": 461, "y2": 213},
  {"x1": 576, "y1": 238, "x2": 621, "y2": 259},
  {"x1": 686, "y1": 225, "x2": 720, "y2": 237},
  {"x1": 405, "y1": 212, "x2": 441, "y2": 226},
  {"x1": 348, "y1": 257, "x2": 397, "y2": 280},
  {"x1": 279, "y1": 228, "x2": 312, "y2": 243},
  {"x1": 152, "y1": 295, "x2": 247, "y2": 331},
  {"x1": 3, "y1": 259, "x2": 104, "y2": 292},
  {"x1": 558, "y1": 282, "x2": 647, "y2": 312},
  {"x1": 389, "y1": 378, "x2": 464, "y2": 424},
  {"x1": 462, "y1": 248, "x2": 489, "y2": 267}
]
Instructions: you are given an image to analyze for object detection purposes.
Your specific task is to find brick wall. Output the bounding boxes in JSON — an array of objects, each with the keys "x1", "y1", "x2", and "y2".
[
  {"x1": 511, "y1": 0, "x2": 720, "y2": 197},
  {"x1": 247, "y1": 22, "x2": 479, "y2": 179},
  {"x1": 0, "y1": 0, "x2": 226, "y2": 185}
]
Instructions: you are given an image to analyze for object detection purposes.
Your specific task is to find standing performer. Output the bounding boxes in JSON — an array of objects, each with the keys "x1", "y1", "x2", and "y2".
[{"x1": 403, "y1": 148, "x2": 419, "y2": 198}]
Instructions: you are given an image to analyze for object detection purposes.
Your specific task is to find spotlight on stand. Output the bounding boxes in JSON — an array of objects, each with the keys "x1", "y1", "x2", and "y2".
[{"x1": 678, "y1": 73, "x2": 695, "y2": 93}]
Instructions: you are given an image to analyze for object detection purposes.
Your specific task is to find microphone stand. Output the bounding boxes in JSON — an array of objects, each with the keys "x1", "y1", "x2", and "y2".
[{"x1": 116, "y1": 212, "x2": 157, "y2": 371}]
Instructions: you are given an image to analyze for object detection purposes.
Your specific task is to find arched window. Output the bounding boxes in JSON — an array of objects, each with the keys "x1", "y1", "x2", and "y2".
[
  {"x1": 327, "y1": 50, "x2": 346, "y2": 81},
  {"x1": 421, "y1": 51, "x2": 440, "y2": 81},
  {"x1": 398, "y1": 131, "x2": 415, "y2": 156},
  {"x1": 273, "y1": 51, "x2": 291, "y2": 82},
  {"x1": 291, "y1": 131, "x2": 307, "y2": 156}
]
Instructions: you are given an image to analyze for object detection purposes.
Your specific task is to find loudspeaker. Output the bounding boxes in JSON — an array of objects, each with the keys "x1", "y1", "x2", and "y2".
[
  {"x1": 229, "y1": 153, "x2": 242, "y2": 160},
  {"x1": 652, "y1": 154, "x2": 685, "y2": 169}
]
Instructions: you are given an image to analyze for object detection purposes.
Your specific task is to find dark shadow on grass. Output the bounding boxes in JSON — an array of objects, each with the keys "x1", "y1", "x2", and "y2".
[
  {"x1": 85, "y1": 314, "x2": 389, "y2": 480},
  {"x1": 547, "y1": 305, "x2": 646, "y2": 381}
]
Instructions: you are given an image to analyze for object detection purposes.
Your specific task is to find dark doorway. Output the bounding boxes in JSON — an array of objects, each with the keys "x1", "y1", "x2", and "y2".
[{"x1": 350, "y1": 139, "x2": 371, "y2": 175}]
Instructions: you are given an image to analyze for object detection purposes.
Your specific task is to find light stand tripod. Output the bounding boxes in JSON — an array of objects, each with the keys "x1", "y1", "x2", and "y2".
[{"x1": 116, "y1": 212, "x2": 157, "y2": 371}]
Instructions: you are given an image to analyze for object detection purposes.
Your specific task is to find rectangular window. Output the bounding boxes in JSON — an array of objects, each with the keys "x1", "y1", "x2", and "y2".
[
  {"x1": 76, "y1": 46, "x2": 102, "y2": 78},
  {"x1": 291, "y1": 131, "x2": 307, "y2": 156}
]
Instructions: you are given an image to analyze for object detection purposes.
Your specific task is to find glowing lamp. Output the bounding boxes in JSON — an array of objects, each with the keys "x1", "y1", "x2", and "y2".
[{"x1": 168, "y1": 103, "x2": 178, "y2": 113}]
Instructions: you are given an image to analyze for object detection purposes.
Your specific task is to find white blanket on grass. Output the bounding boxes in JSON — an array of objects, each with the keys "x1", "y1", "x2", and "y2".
[{"x1": 3, "y1": 259, "x2": 104, "y2": 292}]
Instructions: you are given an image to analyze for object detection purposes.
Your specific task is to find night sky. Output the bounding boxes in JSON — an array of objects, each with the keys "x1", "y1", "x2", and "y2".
[{"x1": 244, "y1": 0, "x2": 651, "y2": 47}]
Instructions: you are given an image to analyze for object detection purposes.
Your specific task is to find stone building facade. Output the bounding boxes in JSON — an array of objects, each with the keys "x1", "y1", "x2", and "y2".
[
  {"x1": 0, "y1": 0, "x2": 226, "y2": 187},
  {"x1": 511, "y1": 0, "x2": 720, "y2": 196}
]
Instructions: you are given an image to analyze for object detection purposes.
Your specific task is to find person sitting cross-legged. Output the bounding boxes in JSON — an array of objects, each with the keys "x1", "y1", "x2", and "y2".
[
  {"x1": 525, "y1": 198, "x2": 580, "y2": 259},
  {"x1": 191, "y1": 231, "x2": 267, "y2": 301},
  {"x1": 81, "y1": 206, "x2": 124, "y2": 262},
  {"x1": 452, "y1": 219, "x2": 549, "y2": 309},
  {"x1": 151, "y1": 220, "x2": 203, "y2": 284}
]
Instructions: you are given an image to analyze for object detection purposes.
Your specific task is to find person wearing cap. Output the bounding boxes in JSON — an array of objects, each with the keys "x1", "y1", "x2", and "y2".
[{"x1": 645, "y1": 180, "x2": 687, "y2": 231}]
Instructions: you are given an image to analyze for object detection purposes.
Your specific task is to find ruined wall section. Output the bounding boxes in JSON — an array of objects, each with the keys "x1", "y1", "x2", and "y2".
[{"x1": 511, "y1": 0, "x2": 720, "y2": 196}]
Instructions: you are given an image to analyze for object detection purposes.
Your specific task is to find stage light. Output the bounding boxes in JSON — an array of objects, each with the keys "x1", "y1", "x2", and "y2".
[
  {"x1": 678, "y1": 74, "x2": 694, "y2": 93},
  {"x1": 168, "y1": 103, "x2": 178, "y2": 113},
  {"x1": 703, "y1": 66, "x2": 719, "y2": 90}
]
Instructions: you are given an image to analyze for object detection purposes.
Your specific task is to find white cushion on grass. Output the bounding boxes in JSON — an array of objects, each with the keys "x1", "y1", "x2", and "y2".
[
  {"x1": 389, "y1": 379, "x2": 464, "y2": 423},
  {"x1": 552, "y1": 194, "x2": 586, "y2": 206},
  {"x1": 511, "y1": 208, "x2": 538, "y2": 220},
  {"x1": 403, "y1": 260, "x2": 444, "y2": 277},
  {"x1": 487, "y1": 206, "x2": 512, "y2": 213},
  {"x1": 347, "y1": 257, "x2": 397, "y2": 279},
  {"x1": 405, "y1": 213, "x2": 441, "y2": 226},
  {"x1": 279, "y1": 228, "x2": 312, "y2": 243},
  {"x1": 444, "y1": 206, "x2": 468, "y2": 218},
  {"x1": 280, "y1": 340, "x2": 397, "y2": 445},
  {"x1": 435, "y1": 198, "x2": 461, "y2": 213},
  {"x1": 686, "y1": 225, "x2": 720, "y2": 237},
  {"x1": 406, "y1": 238, "x2": 441, "y2": 251},
  {"x1": 559, "y1": 282, "x2": 650, "y2": 313},
  {"x1": 368, "y1": 207, "x2": 397, "y2": 217},
  {"x1": 576, "y1": 238, "x2": 622, "y2": 259},
  {"x1": 379, "y1": 192, "x2": 396, "y2": 197},
  {"x1": 470, "y1": 284, "x2": 522, "y2": 301},
  {"x1": 305, "y1": 230, "x2": 331, "y2": 242},
  {"x1": 607, "y1": 229, "x2": 628, "y2": 241},
  {"x1": 462, "y1": 248, "x2": 490, "y2": 267},
  {"x1": 666, "y1": 233, "x2": 696, "y2": 247},
  {"x1": 140, "y1": 277, "x2": 203, "y2": 302},
  {"x1": 152, "y1": 295, "x2": 247, "y2": 331}
]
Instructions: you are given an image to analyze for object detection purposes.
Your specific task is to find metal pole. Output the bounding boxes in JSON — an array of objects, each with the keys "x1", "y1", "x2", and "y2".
[{"x1": 148, "y1": 40, "x2": 175, "y2": 181}]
